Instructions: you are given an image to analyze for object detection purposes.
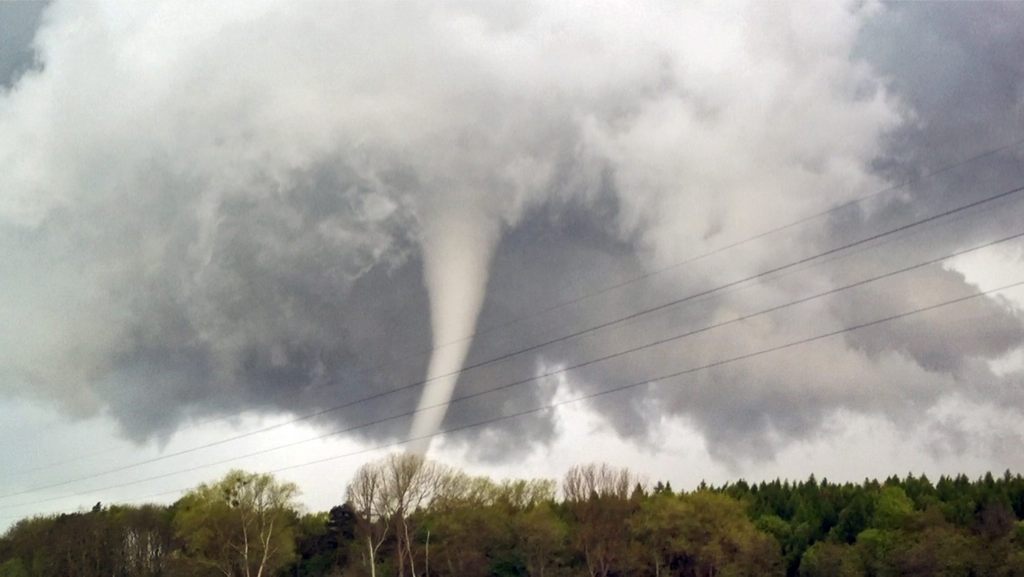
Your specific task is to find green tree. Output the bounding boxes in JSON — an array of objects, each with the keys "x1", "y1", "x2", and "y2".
[
  {"x1": 678, "y1": 492, "x2": 784, "y2": 577},
  {"x1": 283, "y1": 506, "x2": 356, "y2": 577},
  {"x1": 0, "y1": 559, "x2": 29, "y2": 577},
  {"x1": 799, "y1": 541, "x2": 861, "y2": 577},
  {"x1": 173, "y1": 470, "x2": 300, "y2": 577},
  {"x1": 872, "y1": 486, "x2": 914, "y2": 530},
  {"x1": 888, "y1": 516, "x2": 973, "y2": 577},
  {"x1": 854, "y1": 528, "x2": 898, "y2": 577},
  {"x1": 632, "y1": 491, "x2": 783, "y2": 577},
  {"x1": 426, "y1": 503, "x2": 511, "y2": 577},
  {"x1": 516, "y1": 503, "x2": 567, "y2": 577},
  {"x1": 563, "y1": 463, "x2": 640, "y2": 577},
  {"x1": 111, "y1": 504, "x2": 175, "y2": 577},
  {"x1": 832, "y1": 492, "x2": 874, "y2": 544}
]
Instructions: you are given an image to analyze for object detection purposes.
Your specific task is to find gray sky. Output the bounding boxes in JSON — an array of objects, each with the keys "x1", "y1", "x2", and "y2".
[{"x1": 1, "y1": 1, "x2": 1023, "y2": 526}]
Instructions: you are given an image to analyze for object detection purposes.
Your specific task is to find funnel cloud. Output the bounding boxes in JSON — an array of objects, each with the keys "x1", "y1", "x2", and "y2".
[{"x1": 409, "y1": 199, "x2": 501, "y2": 455}]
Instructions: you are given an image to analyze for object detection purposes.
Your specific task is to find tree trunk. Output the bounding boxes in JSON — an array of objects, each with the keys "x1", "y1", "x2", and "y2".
[
  {"x1": 404, "y1": 521, "x2": 417, "y2": 577},
  {"x1": 242, "y1": 515, "x2": 251, "y2": 577},
  {"x1": 256, "y1": 516, "x2": 275, "y2": 577},
  {"x1": 367, "y1": 536, "x2": 377, "y2": 577}
]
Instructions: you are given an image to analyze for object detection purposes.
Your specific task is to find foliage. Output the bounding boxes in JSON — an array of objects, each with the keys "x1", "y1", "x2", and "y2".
[
  {"x1": 3, "y1": 462, "x2": 1024, "y2": 576},
  {"x1": 173, "y1": 470, "x2": 300, "y2": 577}
]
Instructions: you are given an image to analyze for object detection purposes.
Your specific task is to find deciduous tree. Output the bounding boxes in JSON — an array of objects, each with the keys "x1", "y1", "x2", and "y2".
[{"x1": 173, "y1": 470, "x2": 299, "y2": 577}]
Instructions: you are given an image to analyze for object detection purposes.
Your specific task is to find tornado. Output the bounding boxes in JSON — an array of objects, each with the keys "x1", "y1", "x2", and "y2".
[{"x1": 407, "y1": 201, "x2": 499, "y2": 456}]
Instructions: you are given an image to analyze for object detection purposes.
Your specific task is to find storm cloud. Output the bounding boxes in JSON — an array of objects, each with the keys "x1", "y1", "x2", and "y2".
[{"x1": 1, "y1": 0, "x2": 1022, "y2": 465}]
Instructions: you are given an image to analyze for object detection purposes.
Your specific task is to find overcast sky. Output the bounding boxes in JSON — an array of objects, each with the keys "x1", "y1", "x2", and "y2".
[{"x1": 1, "y1": 0, "x2": 1023, "y2": 527}]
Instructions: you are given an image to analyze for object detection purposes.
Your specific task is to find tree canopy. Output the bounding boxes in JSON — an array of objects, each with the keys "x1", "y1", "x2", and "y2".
[{"x1": 4, "y1": 461, "x2": 1024, "y2": 576}]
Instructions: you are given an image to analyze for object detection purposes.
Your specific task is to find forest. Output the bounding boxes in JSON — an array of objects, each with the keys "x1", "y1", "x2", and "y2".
[{"x1": 2, "y1": 454, "x2": 1024, "y2": 577}]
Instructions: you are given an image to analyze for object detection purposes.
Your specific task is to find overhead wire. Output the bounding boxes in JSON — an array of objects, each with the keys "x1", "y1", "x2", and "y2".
[
  {"x1": 2, "y1": 221, "x2": 1022, "y2": 509},
  {"x1": 6, "y1": 273, "x2": 1022, "y2": 523}
]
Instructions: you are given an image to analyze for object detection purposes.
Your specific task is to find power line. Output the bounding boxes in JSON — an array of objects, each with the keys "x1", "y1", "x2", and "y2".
[
  {"x1": 6, "y1": 139, "x2": 1020, "y2": 480},
  {"x1": 5, "y1": 180, "x2": 1023, "y2": 499},
  {"x1": 282, "y1": 137, "x2": 1024, "y2": 397},
  {"x1": 4, "y1": 228, "x2": 1023, "y2": 510},
  {"x1": 273, "y1": 281, "x2": 1024, "y2": 474},
  {"x1": 7, "y1": 275, "x2": 1022, "y2": 523},
  {"x1": 466, "y1": 138, "x2": 1024, "y2": 341}
]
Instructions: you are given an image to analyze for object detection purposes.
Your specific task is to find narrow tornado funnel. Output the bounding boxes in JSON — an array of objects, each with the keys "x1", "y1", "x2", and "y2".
[{"x1": 407, "y1": 203, "x2": 499, "y2": 456}]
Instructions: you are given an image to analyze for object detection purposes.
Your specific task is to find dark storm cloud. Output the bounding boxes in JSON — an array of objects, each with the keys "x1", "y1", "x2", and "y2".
[
  {"x1": 858, "y1": 2, "x2": 1024, "y2": 172},
  {"x1": 1, "y1": 1, "x2": 1021, "y2": 465},
  {"x1": 833, "y1": 263, "x2": 1024, "y2": 374},
  {"x1": 0, "y1": 2, "x2": 45, "y2": 90}
]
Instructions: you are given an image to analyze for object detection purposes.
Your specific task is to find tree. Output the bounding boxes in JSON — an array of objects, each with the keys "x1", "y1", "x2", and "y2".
[
  {"x1": 173, "y1": 470, "x2": 300, "y2": 577},
  {"x1": 426, "y1": 501, "x2": 511, "y2": 577},
  {"x1": 346, "y1": 453, "x2": 454, "y2": 577},
  {"x1": 415, "y1": 471, "x2": 560, "y2": 577},
  {"x1": 112, "y1": 504, "x2": 175, "y2": 577},
  {"x1": 0, "y1": 559, "x2": 28, "y2": 577},
  {"x1": 799, "y1": 542, "x2": 860, "y2": 577},
  {"x1": 832, "y1": 492, "x2": 874, "y2": 544},
  {"x1": 563, "y1": 463, "x2": 641, "y2": 577},
  {"x1": 872, "y1": 486, "x2": 914, "y2": 530},
  {"x1": 283, "y1": 506, "x2": 356, "y2": 577},
  {"x1": 633, "y1": 491, "x2": 784, "y2": 577},
  {"x1": 888, "y1": 512, "x2": 973, "y2": 577},
  {"x1": 347, "y1": 463, "x2": 390, "y2": 577},
  {"x1": 631, "y1": 493, "x2": 684, "y2": 576},
  {"x1": 516, "y1": 503, "x2": 567, "y2": 577}
]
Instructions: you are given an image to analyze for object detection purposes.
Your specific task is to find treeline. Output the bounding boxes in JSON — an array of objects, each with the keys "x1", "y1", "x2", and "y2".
[{"x1": 2, "y1": 455, "x2": 1024, "y2": 577}]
